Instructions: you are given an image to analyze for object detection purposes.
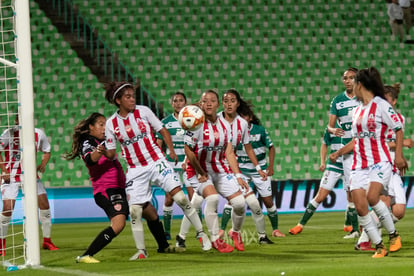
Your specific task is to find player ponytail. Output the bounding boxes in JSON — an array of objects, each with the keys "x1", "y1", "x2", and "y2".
[{"x1": 354, "y1": 67, "x2": 385, "y2": 100}]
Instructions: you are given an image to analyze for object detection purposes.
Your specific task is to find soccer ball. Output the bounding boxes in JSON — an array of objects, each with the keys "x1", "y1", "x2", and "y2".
[{"x1": 178, "y1": 105, "x2": 205, "y2": 131}]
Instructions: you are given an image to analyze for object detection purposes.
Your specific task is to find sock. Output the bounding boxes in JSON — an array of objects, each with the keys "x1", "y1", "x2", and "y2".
[
  {"x1": 371, "y1": 200, "x2": 395, "y2": 234},
  {"x1": 204, "y1": 194, "x2": 220, "y2": 242},
  {"x1": 245, "y1": 194, "x2": 266, "y2": 236},
  {"x1": 39, "y1": 209, "x2": 52, "y2": 238},
  {"x1": 220, "y1": 204, "x2": 233, "y2": 231},
  {"x1": 358, "y1": 228, "x2": 370, "y2": 244},
  {"x1": 266, "y1": 205, "x2": 279, "y2": 230},
  {"x1": 0, "y1": 214, "x2": 11, "y2": 238},
  {"x1": 147, "y1": 218, "x2": 169, "y2": 251},
  {"x1": 229, "y1": 195, "x2": 245, "y2": 232},
  {"x1": 358, "y1": 214, "x2": 382, "y2": 245},
  {"x1": 130, "y1": 205, "x2": 145, "y2": 250},
  {"x1": 177, "y1": 194, "x2": 204, "y2": 240},
  {"x1": 391, "y1": 213, "x2": 399, "y2": 224},
  {"x1": 344, "y1": 209, "x2": 351, "y2": 226},
  {"x1": 83, "y1": 227, "x2": 116, "y2": 256},
  {"x1": 172, "y1": 191, "x2": 203, "y2": 233},
  {"x1": 163, "y1": 205, "x2": 173, "y2": 235},
  {"x1": 299, "y1": 199, "x2": 319, "y2": 226},
  {"x1": 347, "y1": 203, "x2": 359, "y2": 232}
]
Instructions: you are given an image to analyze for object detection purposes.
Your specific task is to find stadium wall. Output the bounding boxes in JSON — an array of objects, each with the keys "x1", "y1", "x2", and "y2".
[{"x1": 5, "y1": 176, "x2": 414, "y2": 223}]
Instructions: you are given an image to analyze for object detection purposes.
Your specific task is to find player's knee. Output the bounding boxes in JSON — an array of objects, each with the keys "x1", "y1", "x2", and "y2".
[
  {"x1": 204, "y1": 194, "x2": 219, "y2": 212},
  {"x1": 172, "y1": 190, "x2": 189, "y2": 208},
  {"x1": 191, "y1": 193, "x2": 204, "y2": 209},
  {"x1": 245, "y1": 194, "x2": 262, "y2": 215},
  {"x1": 130, "y1": 205, "x2": 143, "y2": 220},
  {"x1": 229, "y1": 195, "x2": 245, "y2": 216}
]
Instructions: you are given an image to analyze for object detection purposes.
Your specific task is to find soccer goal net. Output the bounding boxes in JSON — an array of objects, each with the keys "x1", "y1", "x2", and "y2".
[{"x1": 0, "y1": 0, "x2": 40, "y2": 270}]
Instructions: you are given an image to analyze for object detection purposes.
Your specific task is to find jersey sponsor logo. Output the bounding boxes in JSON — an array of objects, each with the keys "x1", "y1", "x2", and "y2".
[
  {"x1": 161, "y1": 168, "x2": 173, "y2": 177},
  {"x1": 114, "y1": 203, "x2": 122, "y2": 211},
  {"x1": 120, "y1": 133, "x2": 149, "y2": 146},
  {"x1": 136, "y1": 118, "x2": 147, "y2": 132},
  {"x1": 356, "y1": 131, "x2": 376, "y2": 139},
  {"x1": 125, "y1": 180, "x2": 133, "y2": 188},
  {"x1": 250, "y1": 134, "x2": 261, "y2": 142},
  {"x1": 203, "y1": 145, "x2": 224, "y2": 151}
]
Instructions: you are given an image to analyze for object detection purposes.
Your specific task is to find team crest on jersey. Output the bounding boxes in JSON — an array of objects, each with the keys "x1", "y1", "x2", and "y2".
[
  {"x1": 136, "y1": 118, "x2": 146, "y2": 132},
  {"x1": 367, "y1": 114, "x2": 376, "y2": 132},
  {"x1": 114, "y1": 203, "x2": 122, "y2": 211},
  {"x1": 390, "y1": 114, "x2": 399, "y2": 123}
]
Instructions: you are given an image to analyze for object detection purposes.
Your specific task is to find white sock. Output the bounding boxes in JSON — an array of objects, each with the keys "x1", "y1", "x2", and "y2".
[
  {"x1": 130, "y1": 205, "x2": 145, "y2": 250},
  {"x1": 371, "y1": 200, "x2": 396, "y2": 234},
  {"x1": 245, "y1": 194, "x2": 265, "y2": 236},
  {"x1": 178, "y1": 193, "x2": 205, "y2": 239},
  {"x1": 358, "y1": 228, "x2": 370, "y2": 244},
  {"x1": 0, "y1": 214, "x2": 11, "y2": 238},
  {"x1": 310, "y1": 199, "x2": 320, "y2": 209},
  {"x1": 204, "y1": 194, "x2": 219, "y2": 242},
  {"x1": 173, "y1": 191, "x2": 203, "y2": 233},
  {"x1": 39, "y1": 209, "x2": 52, "y2": 238},
  {"x1": 229, "y1": 195, "x2": 245, "y2": 232},
  {"x1": 358, "y1": 214, "x2": 382, "y2": 245}
]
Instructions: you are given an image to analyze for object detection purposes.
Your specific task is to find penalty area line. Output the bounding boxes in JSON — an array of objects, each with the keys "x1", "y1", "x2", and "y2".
[{"x1": 40, "y1": 266, "x2": 111, "y2": 276}]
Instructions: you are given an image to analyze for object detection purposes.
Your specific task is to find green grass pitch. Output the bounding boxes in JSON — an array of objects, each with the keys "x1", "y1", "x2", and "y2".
[{"x1": 3, "y1": 209, "x2": 414, "y2": 275}]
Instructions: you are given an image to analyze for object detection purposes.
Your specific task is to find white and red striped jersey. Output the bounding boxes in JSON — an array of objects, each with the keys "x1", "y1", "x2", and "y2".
[
  {"x1": 105, "y1": 105, "x2": 165, "y2": 168},
  {"x1": 386, "y1": 112, "x2": 405, "y2": 161},
  {"x1": 218, "y1": 112, "x2": 250, "y2": 149},
  {"x1": 351, "y1": 96, "x2": 403, "y2": 169},
  {"x1": 0, "y1": 127, "x2": 50, "y2": 182},
  {"x1": 184, "y1": 116, "x2": 232, "y2": 174}
]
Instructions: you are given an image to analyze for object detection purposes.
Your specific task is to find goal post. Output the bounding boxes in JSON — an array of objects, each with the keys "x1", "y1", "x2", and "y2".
[
  {"x1": 15, "y1": 0, "x2": 40, "y2": 267},
  {"x1": 0, "y1": 0, "x2": 40, "y2": 268}
]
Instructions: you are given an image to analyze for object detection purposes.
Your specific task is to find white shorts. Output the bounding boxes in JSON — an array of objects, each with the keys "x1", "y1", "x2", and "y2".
[
  {"x1": 349, "y1": 162, "x2": 392, "y2": 191},
  {"x1": 188, "y1": 172, "x2": 241, "y2": 199},
  {"x1": 387, "y1": 172, "x2": 406, "y2": 205},
  {"x1": 342, "y1": 153, "x2": 353, "y2": 191},
  {"x1": 320, "y1": 170, "x2": 343, "y2": 191},
  {"x1": 241, "y1": 172, "x2": 272, "y2": 198},
  {"x1": 1, "y1": 179, "x2": 46, "y2": 200},
  {"x1": 126, "y1": 158, "x2": 181, "y2": 205}
]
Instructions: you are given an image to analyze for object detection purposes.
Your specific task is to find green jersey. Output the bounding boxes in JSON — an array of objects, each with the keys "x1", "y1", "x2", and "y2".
[
  {"x1": 236, "y1": 123, "x2": 272, "y2": 174},
  {"x1": 322, "y1": 128, "x2": 343, "y2": 174},
  {"x1": 156, "y1": 113, "x2": 186, "y2": 171},
  {"x1": 329, "y1": 91, "x2": 359, "y2": 145}
]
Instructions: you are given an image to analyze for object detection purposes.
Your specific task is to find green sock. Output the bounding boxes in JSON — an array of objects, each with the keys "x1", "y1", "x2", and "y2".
[
  {"x1": 220, "y1": 205, "x2": 232, "y2": 231},
  {"x1": 344, "y1": 209, "x2": 351, "y2": 226},
  {"x1": 197, "y1": 208, "x2": 203, "y2": 222},
  {"x1": 349, "y1": 207, "x2": 359, "y2": 232},
  {"x1": 299, "y1": 202, "x2": 318, "y2": 226},
  {"x1": 267, "y1": 209, "x2": 279, "y2": 230},
  {"x1": 163, "y1": 207, "x2": 173, "y2": 235}
]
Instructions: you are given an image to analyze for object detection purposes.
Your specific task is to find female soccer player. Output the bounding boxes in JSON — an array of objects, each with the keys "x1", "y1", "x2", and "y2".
[
  {"x1": 331, "y1": 67, "x2": 408, "y2": 258},
  {"x1": 219, "y1": 89, "x2": 284, "y2": 243},
  {"x1": 183, "y1": 89, "x2": 248, "y2": 252},
  {"x1": 104, "y1": 82, "x2": 210, "y2": 259},
  {"x1": 0, "y1": 115, "x2": 58, "y2": 256},
  {"x1": 155, "y1": 92, "x2": 203, "y2": 240},
  {"x1": 65, "y1": 113, "x2": 129, "y2": 263}
]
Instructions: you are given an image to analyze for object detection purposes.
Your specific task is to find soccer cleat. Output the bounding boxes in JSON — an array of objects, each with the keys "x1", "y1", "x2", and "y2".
[
  {"x1": 129, "y1": 249, "x2": 148, "y2": 260},
  {"x1": 76, "y1": 255, "x2": 100, "y2": 263},
  {"x1": 344, "y1": 225, "x2": 353, "y2": 232},
  {"x1": 0, "y1": 238, "x2": 5, "y2": 256},
  {"x1": 389, "y1": 232, "x2": 401, "y2": 252},
  {"x1": 218, "y1": 229, "x2": 225, "y2": 239},
  {"x1": 158, "y1": 244, "x2": 185, "y2": 253},
  {"x1": 42, "y1": 238, "x2": 59, "y2": 250},
  {"x1": 372, "y1": 244, "x2": 388, "y2": 258},
  {"x1": 259, "y1": 235, "x2": 274, "y2": 244},
  {"x1": 165, "y1": 232, "x2": 171, "y2": 241},
  {"x1": 272, "y1": 229, "x2": 286, "y2": 237},
  {"x1": 289, "y1": 225, "x2": 303, "y2": 235},
  {"x1": 212, "y1": 238, "x2": 234, "y2": 253},
  {"x1": 230, "y1": 231, "x2": 245, "y2": 251},
  {"x1": 343, "y1": 231, "x2": 360, "y2": 239},
  {"x1": 354, "y1": 241, "x2": 375, "y2": 251},
  {"x1": 196, "y1": 231, "x2": 212, "y2": 251},
  {"x1": 175, "y1": 234, "x2": 186, "y2": 250}
]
